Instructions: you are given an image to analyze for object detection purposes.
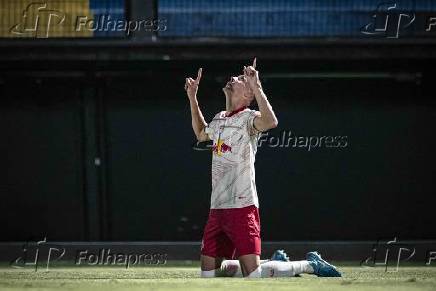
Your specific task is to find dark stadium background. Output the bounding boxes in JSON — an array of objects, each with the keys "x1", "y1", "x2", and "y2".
[{"x1": 0, "y1": 1, "x2": 435, "y2": 260}]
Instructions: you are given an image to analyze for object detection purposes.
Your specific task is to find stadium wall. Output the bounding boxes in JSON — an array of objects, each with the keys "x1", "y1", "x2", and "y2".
[
  {"x1": 0, "y1": 1, "x2": 436, "y2": 261},
  {"x1": 0, "y1": 58, "x2": 435, "y2": 243}
]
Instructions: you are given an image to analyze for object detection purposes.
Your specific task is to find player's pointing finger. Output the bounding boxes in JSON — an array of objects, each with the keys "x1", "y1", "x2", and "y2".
[
  {"x1": 253, "y1": 58, "x2": 257, "y2": 69},
  {"x1": 196, "y1": 68, "x2": 202, "y2": 83}
]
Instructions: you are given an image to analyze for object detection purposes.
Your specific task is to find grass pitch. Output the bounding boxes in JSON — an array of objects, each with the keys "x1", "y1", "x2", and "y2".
[{"x1": 0, "y1": 262, "x2": 435, "y2": 291}]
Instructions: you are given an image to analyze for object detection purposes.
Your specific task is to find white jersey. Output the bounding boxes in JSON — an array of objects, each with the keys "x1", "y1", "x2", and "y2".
[{"x1": 205, "y1": 107, "x2": 262, "y2": 209}]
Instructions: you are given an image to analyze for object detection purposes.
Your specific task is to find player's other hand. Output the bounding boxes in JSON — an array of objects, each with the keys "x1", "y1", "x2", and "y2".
[
  {"x1": 185, "y1": 68, "x2": 202, "y2": 101},
  {"x1": 243, "y1": 58, "x2": 262, "y2": 91}
]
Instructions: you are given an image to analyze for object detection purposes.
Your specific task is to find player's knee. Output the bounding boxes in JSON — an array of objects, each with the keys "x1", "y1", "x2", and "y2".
[
  {"x1": 200, "y1": 269, "x2": 218, "y2": 278},
  {"x1": 239, "y1": 254, "x2": 260, "y2": 277},
  {"x1": 221, "y1": 260, "x2": 240, "y2": 277},
  {"x1": 247, "y1": 265, "x2": 262, "y2": 278}
]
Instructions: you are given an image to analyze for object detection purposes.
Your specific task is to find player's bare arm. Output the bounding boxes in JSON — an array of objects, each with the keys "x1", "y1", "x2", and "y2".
[
  {"x1": 244, "y1": 58, "x2": 278, "y2": 132},
  {"x1": 185, "y1": 68, "x2": 210, "y2": 142}
]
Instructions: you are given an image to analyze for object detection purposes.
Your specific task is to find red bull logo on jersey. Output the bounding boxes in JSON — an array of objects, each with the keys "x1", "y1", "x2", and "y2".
[{"x1": 212, "y1": 139, "x2": 232, "y2": 156}]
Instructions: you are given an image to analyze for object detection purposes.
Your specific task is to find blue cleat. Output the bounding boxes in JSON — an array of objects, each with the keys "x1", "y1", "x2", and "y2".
[
  {"x1": 306, "y1": 251, "x2": 342, "y2": 277},
  {"x1": 270, "y1": 249, "x2": 290, "y2": 262}
]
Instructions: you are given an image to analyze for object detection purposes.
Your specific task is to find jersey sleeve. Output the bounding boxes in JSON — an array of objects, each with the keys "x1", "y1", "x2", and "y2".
[{"x1": 247, "y1": 110, "x2": 262, "y2": 136}]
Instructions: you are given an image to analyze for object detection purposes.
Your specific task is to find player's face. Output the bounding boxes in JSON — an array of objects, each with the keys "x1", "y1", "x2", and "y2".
[{"x1": 223, "y1": 75, "x2": 253, "y2": 103}]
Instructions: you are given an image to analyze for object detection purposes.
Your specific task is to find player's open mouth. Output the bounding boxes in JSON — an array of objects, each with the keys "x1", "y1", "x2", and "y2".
[{"x1": 224, "y1": 81, "x2": 233, "y2": 91}]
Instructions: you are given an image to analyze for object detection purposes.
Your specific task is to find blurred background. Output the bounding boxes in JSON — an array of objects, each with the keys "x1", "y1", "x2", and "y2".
[{"x1": 0, "y1": 1, "x2": 435, "y2": 258}]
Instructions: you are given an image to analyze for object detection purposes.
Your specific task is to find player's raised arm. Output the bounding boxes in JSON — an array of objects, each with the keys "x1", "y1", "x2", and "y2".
[
  {"x1": 244, "y1": 58, "x2": 278, "y2": 131},
  {"x1": 185, "y1": 68, "x2": 210, "y2": 142}
]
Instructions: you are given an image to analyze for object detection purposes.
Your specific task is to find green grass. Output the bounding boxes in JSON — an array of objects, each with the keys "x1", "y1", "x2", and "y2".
[{"x1": 0, "y1": 262, "x2": 435, "y2": 291}]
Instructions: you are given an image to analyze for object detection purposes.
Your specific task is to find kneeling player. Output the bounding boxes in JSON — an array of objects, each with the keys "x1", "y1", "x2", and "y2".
[
  {"x1": 185, "y1": 60, "x2": 341, "y2": 278},
  {"x1": 186, "y1": 59, "x2": 279, "y2": 277}
]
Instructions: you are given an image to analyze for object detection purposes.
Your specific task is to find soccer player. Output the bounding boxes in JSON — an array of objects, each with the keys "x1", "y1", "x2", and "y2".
[{"x1": 185, "y1": 59, "x2": 341, "y2": 278}]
